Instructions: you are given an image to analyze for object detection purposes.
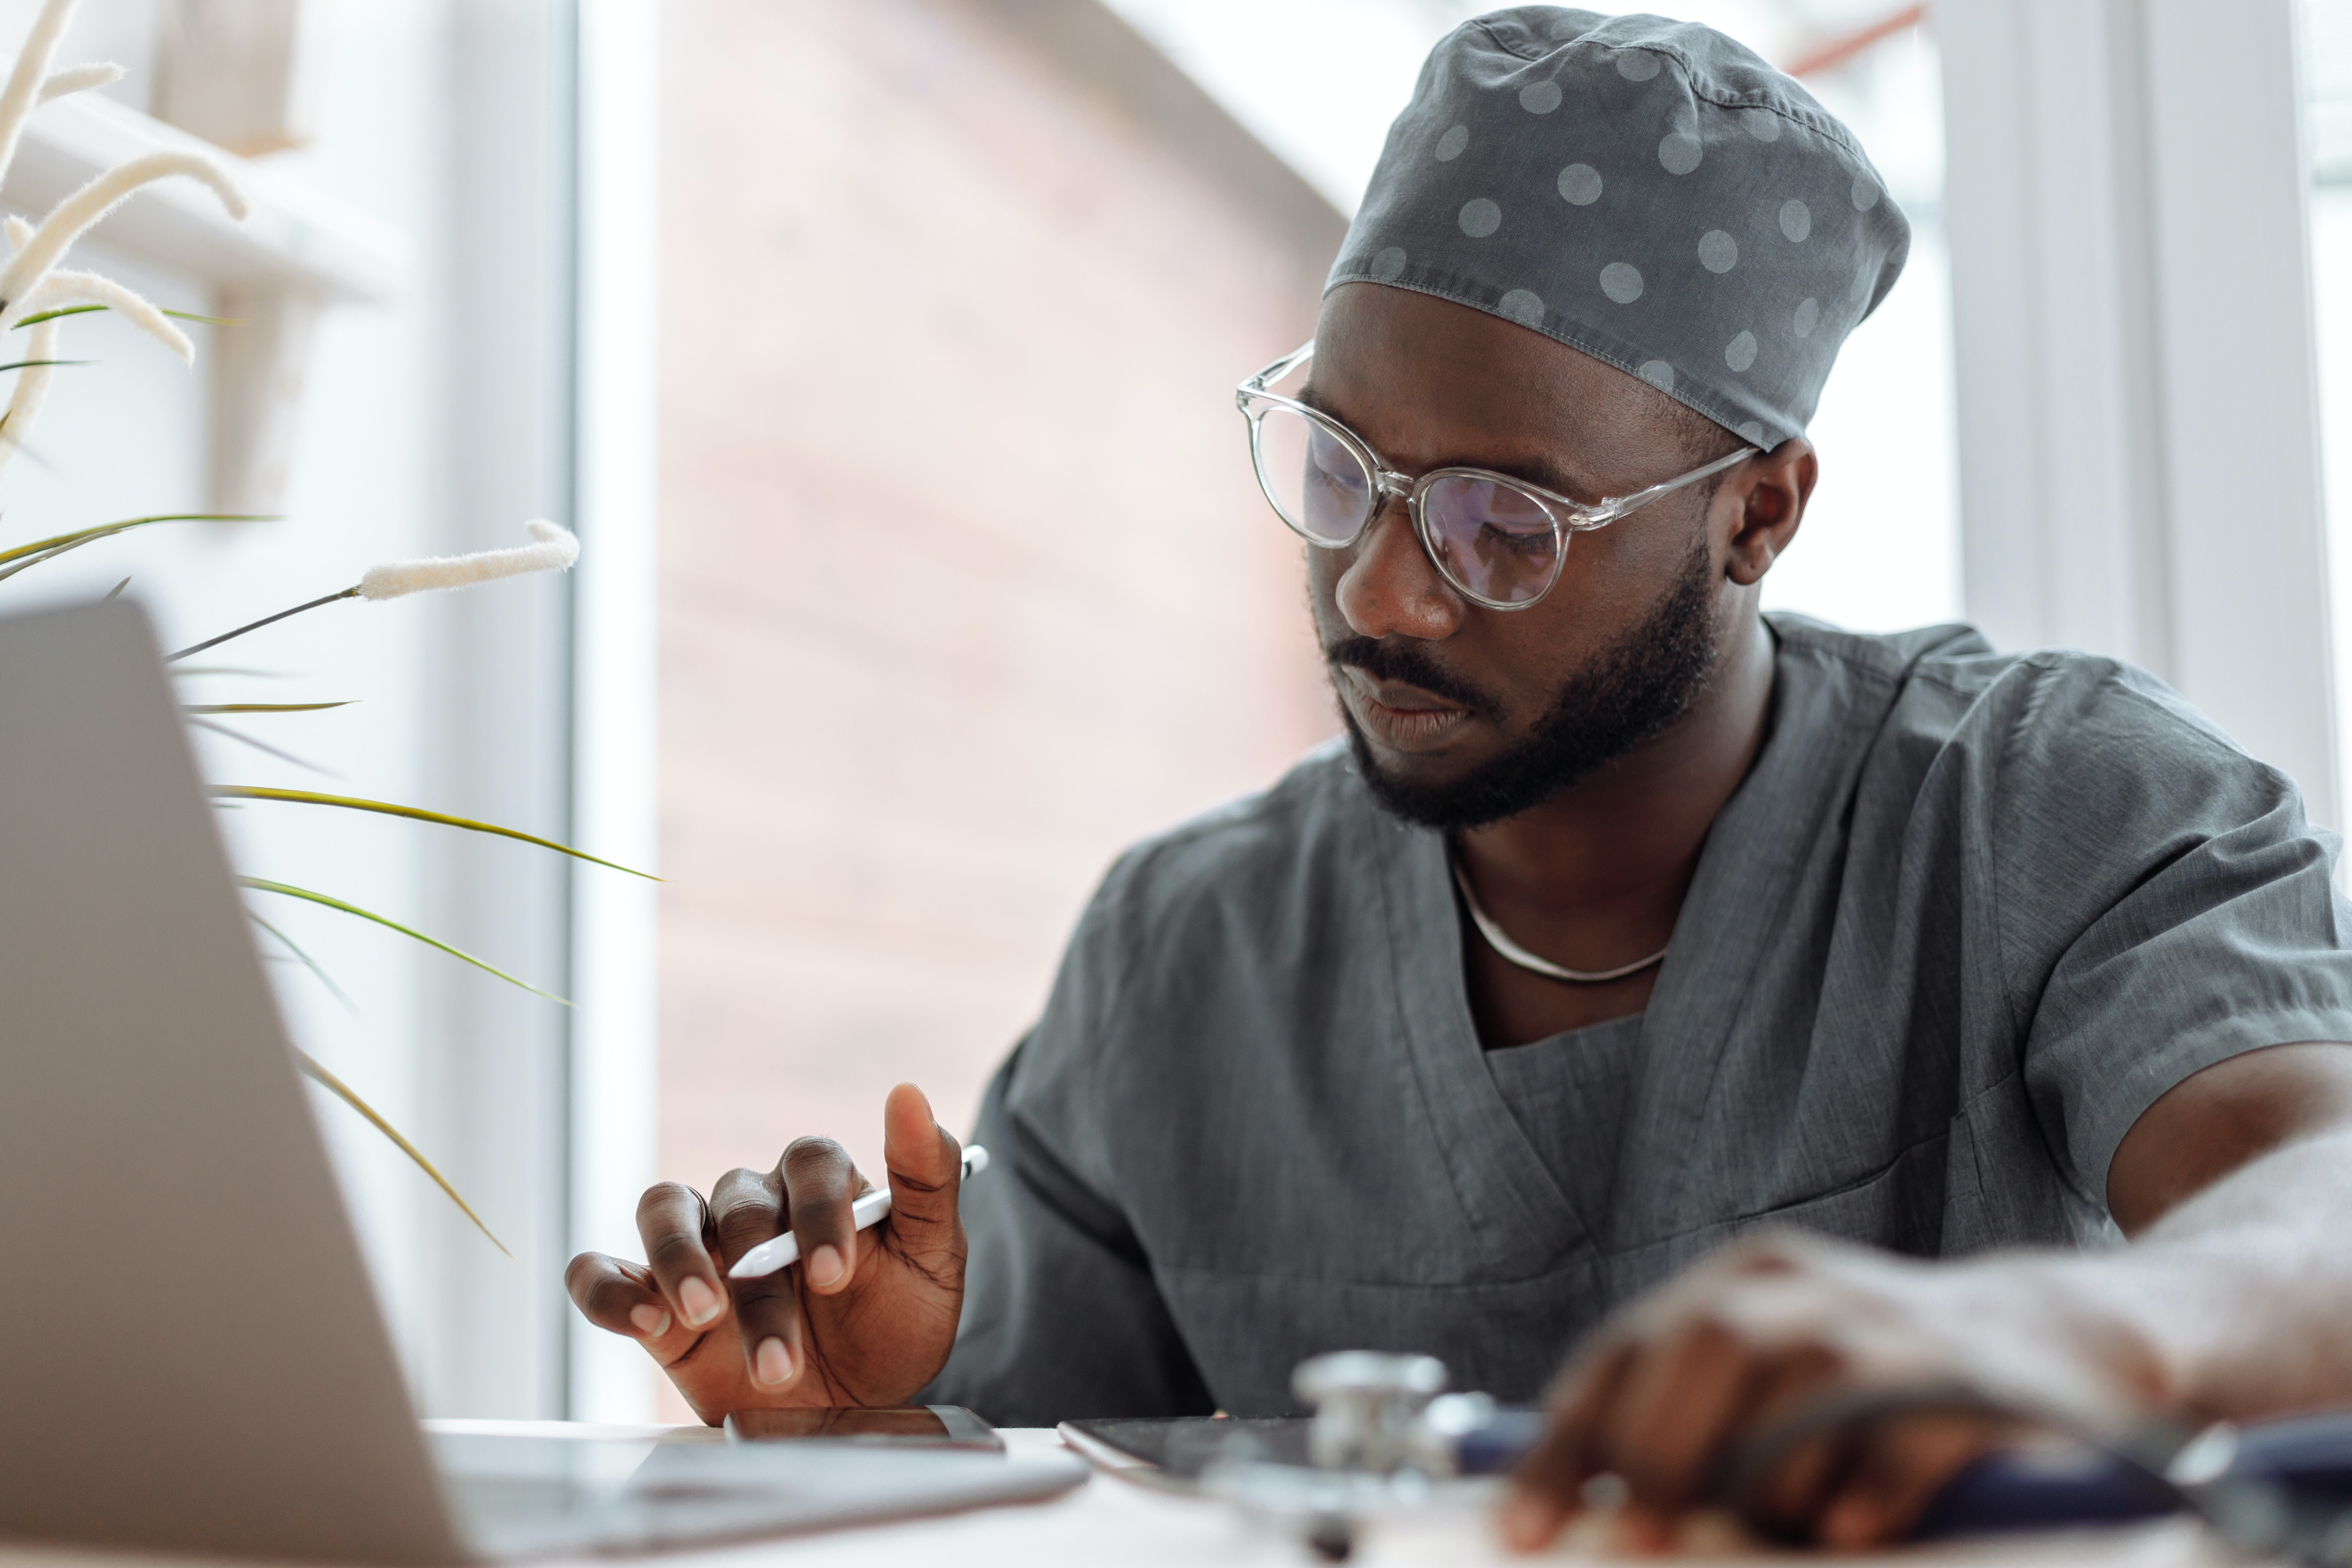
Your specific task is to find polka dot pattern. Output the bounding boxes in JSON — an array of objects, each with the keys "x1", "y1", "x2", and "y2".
[{"x1": 1323, "y1": 8, "x2": 1911, "y2": 449}]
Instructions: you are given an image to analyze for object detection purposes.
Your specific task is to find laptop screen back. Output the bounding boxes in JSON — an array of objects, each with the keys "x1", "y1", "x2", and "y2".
[{"x1": 0, "y1": 603, "x2": 469, "y2": 1564}]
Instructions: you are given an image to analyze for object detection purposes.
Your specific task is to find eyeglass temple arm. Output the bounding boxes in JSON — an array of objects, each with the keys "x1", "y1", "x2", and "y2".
[
  {"x1": 1237, "y1": 341, "x2": 1317, "y2": 404},
  {"x1": 1579, "y1": 443, "x2": 1760, "y2": 526}
]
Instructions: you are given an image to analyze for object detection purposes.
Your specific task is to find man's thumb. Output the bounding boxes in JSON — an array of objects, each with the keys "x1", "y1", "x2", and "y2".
[{"x1": 880, "y1": 1082, "x2": 964, "y2": 1247}]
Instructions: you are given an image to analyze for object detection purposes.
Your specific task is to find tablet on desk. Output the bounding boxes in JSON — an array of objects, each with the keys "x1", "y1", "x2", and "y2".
[
  {"x1": 728, "y1": 1406, "x2": 1004, "y2": 1451},
  {"x1": 1059, "y1": 1416, "x2": 1312, "y2": 1487}
]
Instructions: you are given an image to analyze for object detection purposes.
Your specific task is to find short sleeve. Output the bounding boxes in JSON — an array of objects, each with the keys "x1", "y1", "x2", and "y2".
[
  {"x1": 919, "y1": 858, "x2": 1215, "y2": 1426},
  {"x1": 1998, "y1": 664, "x2": 2352, "y2": 1207}
]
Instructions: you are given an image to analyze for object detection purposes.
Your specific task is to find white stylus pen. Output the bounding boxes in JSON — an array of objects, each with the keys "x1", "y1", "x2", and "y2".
[{"x1": 727, "y1": 1145, "x2": 989, "y2": 1280}]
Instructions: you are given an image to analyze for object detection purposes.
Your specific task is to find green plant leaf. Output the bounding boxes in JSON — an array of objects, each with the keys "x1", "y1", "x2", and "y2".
[
  {"x1": 0, "y1": 358, "x2": 88, "y2": 371},
  {"x1": 14, "y1": 304, "x2": 232, "y2": 328},
  {"x1": 14, "y1": 304, "x2": 103, "y2": 327},
  {"x1": 184, "y1": 701, "x2": 354, "y2": 715},
  {"x1": 293, "y1": 1048, "x2": 508, "y2": 1255},
  {"x1": 0, "y1": 537, "x2": 98, "y2": 582},
  {"x1": 240, "y1": 876, "x2": 571, "y2": 1005},
  {"x1": 215, "y1": 786, "x2": 658, "y2": 879},
  {"x1": 187, "y1": 716, "x2": 336, "y2": 776},
  {"x1": 0, "y1": 512, "x2": 274, "y2": 571},
  {"x1": 248, "y1": 911, "x2": 356, "y2": 1012}
]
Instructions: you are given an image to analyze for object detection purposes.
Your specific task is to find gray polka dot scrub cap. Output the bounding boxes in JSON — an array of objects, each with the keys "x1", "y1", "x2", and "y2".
[{"x1": 1329, "y1": 7, "x2": 1910, "y2": 449}]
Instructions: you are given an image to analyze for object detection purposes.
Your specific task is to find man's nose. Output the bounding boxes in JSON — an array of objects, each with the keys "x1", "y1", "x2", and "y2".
[{"x1": 1334, "y1": 499, "x2": 1465, "y2": 642}]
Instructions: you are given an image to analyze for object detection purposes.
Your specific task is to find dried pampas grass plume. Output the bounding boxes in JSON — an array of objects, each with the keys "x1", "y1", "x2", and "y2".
[
  {"x1": 31, "y1": 264, "x2": 196, "y2": 360},
  {"x1": 0, "y1": 0, "x2": 84, "y2": 183},
  {"x1": 0, "y1": 223, "x2": 196, "y2": 481},
  {"x1": 0, "y1": 0, "x2": 238, "y2": 479},
  {"x1": 167, "y1": 521, "x2": 585, "y2": 663},
  {"x1": 0, "y1": 150, "x2": 246, "y2": 333},
  {"x1": 361, "y1": 520, "x2": 580, "y2": 601},
  {"x1": 38, "y1": 61, "x2": 120, "y2": 103}
]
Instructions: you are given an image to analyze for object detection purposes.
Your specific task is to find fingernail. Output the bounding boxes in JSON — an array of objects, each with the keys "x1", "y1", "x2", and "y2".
[
  {"x1": 628, "y1": 1303, "x2": 671, "y2": 1337},
  {"x1": 1498, "y1": 1490, "x2": 1558, "y2": 1551},
  {"x1": 678, "y1": 1275, "x2": 723, "y2": 1326},
  {"x1": 807, "y1": 1244, "x2": 843, "y2": 1289},
  {"x1": 753, "y1": 1337, "x2": 792, "y2": 1387}
]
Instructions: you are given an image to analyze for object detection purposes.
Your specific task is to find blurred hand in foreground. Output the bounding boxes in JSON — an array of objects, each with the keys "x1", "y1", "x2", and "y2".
[
  {"x1": 1504, "y1": 1043, "x2": 2352, "y2": 1551},
  {"x1": 1498, "y1": 1232, "x2": 2145, "y2": 1551}
]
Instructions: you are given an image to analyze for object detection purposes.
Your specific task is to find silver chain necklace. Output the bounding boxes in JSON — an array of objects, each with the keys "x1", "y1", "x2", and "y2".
[{"x1": 1449, "y1": 853, "x2": 1670, "y2": 985}]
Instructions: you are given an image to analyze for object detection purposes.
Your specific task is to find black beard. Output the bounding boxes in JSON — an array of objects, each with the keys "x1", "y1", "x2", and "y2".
[{"x1": 1329, "y1": 540, "x2": 1721, "y2": 831}]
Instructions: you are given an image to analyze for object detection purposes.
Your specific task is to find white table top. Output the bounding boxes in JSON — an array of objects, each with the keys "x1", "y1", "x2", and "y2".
[{"x1": 0, "y1": 1423, "x2": 2248, "y2": 1568}]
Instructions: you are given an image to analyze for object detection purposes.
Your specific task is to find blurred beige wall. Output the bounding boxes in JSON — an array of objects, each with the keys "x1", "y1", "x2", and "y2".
[{"x1": 657, "y1": 0, "x2": 1341, "y2": 1229}]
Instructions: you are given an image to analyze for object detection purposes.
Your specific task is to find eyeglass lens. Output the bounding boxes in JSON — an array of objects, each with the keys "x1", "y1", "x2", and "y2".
[
  {"x1": 1419, "y1": 473, "x2": 1558, "y2": 605},
  {"x1": 1250, "y1": 403, "x2": 1562, "y2": 605},
  {"x1": 1253, "y1": 404, "x2": 1372, "y2": 543}
]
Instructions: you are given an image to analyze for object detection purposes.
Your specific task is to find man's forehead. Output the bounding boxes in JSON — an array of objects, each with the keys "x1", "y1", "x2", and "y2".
[{"x1": 1301, "y1": 283, "x2": 1684, "y2": 493}]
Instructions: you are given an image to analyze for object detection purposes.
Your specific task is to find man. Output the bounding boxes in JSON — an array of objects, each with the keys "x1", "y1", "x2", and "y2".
[{"x1": 569, "y1": 7, "x2": 2352, "y2": 1549}]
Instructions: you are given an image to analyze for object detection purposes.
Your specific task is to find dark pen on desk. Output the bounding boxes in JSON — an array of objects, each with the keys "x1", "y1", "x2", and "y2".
[{"x1": 726, "y1": 1144, "x2": 989, "y2": 1280}]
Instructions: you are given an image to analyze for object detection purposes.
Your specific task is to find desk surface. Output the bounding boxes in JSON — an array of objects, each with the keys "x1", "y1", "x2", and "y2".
[{"x1": 0, "y1": 1424, "x2": 2248, "y2": 1568}]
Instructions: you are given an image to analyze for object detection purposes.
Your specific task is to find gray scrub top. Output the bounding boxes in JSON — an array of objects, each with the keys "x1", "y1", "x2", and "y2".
[{"x1": 925, "y1": 616, "x2": 2352, "y2": 1426}]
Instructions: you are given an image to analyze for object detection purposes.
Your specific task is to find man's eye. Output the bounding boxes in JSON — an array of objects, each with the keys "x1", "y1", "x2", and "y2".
[
  {"x1": 1482, "y1": 521, "x2": 1554, "y2": 555},
  {"x1": 1307, "y1": 434, "x2": 1362, "y2": 483},
  {"x1": 1317, "y1": 461, "x2": 1367, "y2": 494}
]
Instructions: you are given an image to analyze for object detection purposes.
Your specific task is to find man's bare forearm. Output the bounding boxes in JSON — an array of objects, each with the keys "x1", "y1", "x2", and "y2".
[{"x1": 2064, "y1": 1123, "x2": 2352, "y2": 1423}]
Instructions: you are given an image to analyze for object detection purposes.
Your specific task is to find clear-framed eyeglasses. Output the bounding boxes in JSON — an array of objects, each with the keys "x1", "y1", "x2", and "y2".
[{"x1": 1235, "y1": 341, "x2": 1757, "y2": 611}]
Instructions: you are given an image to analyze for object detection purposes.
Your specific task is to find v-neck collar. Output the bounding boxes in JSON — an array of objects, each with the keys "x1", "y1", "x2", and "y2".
[
  {"x1": 1613, "y1": 621, "x2": 1886, "y2": 1231},
  {"x1": 1366, "y1": 618, "x2": 1877, "y2": 1265},
  {"x1": 1373, "y1": 799, "x2": 1595, "y2": 1261}
]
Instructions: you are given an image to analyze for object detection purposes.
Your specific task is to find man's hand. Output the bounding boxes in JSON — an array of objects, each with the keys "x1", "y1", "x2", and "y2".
[
  {"x1": 1503, "y1": 1045, "x2": 2352, "y2": 1553},
  {"x1": 565, "y1": 1083, "x2": 967, "y2": 1424},
  {"x1": 1499, "y1": 1232, "x2": 2156, "y2": 1553}
]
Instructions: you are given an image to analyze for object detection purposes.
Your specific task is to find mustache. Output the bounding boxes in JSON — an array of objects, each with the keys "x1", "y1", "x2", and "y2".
[{"x1": 1323, "y1": 636, "x2": 1501, "y2": 720}]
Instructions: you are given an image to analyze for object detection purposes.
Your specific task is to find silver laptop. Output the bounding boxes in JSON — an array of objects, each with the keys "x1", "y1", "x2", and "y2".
[{"x1": 0, "y1": 602, "x2": 1084, "y2": 1562}]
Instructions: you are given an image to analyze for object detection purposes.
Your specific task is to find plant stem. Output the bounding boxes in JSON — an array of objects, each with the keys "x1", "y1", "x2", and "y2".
[{"x1": 166, "y1": 585, "x2": 359, "y2": 662}]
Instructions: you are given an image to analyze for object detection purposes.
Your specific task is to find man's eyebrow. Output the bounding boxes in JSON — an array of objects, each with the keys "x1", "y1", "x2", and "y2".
[
  {"x1": 1501, "y1": 452, "x2": 1604, "y2": 500},
  {"x1": 1294, "y1": 381, "x2": 1345, "y2": 421},
  {"x1": 1296, "y1": 381, "x2": 1605, "y2": 500}
]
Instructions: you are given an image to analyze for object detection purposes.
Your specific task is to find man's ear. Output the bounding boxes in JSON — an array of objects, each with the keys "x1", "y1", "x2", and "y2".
[{"x1": 1720, "y1": 437, "x2": 1816, "y2": 586}]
